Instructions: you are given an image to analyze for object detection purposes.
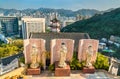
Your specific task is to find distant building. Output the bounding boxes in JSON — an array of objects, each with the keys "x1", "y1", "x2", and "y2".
[
  {"x1": 76, "y1": 14, "x2": 83, "y2": 21},
  {"x1": 110, "y1": 35, "x2": 120, "y2": 43},
  {"x1": 62, "y1": 20, "x2": 75, "y2": 27},
  {"x1": 18, "y1": 17, "x2": 22, "y2": 38},
  {"x1": 0, "y1": 13, "x2": 4, "y2": 16},
  {"x1": 32, "y1": 11, "x2": 44, "y2": 18},
  {"x1": 101, "y1": 38, "x2": 107, "y2": 43},
  {"x1": 0, "y1": 16, "x2": 19, "y2": 37},
  {"x1": 99, "y1": 43, "x2": 106, "y2": 50},
  {"x1": 76, "y1": 14, "x2": 91, "y2": 21},
  {"x1": 49, "y1": 18, "x2": 61, "y2": 32},
  {"x1": 22, "y1": 18, "x2": 45, "y2": 39},
  {"x1": 49, "y1": 13, "x2": 61, "y2": 32}
]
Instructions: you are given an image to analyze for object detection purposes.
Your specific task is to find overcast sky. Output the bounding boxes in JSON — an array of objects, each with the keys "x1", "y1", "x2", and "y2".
[{"x1": 0, "y1": 0, "x2": 120, "y2": 11}]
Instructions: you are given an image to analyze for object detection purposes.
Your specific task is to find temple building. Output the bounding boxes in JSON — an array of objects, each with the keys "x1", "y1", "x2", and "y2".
[
  {"x1": 49, "y1": 18, "x2": 61, "y2": 33},
  {"x1": 49, "y1": 12, "x2": 61, "y2": 33}
]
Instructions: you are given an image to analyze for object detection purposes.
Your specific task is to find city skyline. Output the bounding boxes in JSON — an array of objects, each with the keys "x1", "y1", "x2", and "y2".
[{"x1": 0, "y1": 0, "x2": 120, "y2": 11}]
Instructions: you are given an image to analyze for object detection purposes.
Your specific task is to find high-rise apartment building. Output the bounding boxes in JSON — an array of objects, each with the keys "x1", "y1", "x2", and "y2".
[
  {"x1": 0, "y1": 16, "x2": 19, "y2": 37},
  {"x1": 22, "y1": 18, "x2": 45, "y2": 39}
]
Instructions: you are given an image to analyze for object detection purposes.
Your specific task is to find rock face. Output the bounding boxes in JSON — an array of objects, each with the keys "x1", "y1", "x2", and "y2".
[
  {"x1": 78, "y1": 39, "x2": 99, "y2": 63},
  {"x1": 24, "y1": 39, "x2": 46, "y2": 69},
  {"x1": 50, "y1": 39, "x2": 74, "y2": 64}
]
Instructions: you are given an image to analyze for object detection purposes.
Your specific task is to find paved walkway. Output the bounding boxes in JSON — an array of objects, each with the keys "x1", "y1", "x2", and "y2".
[
  {"x1": 0, "y1": 67, "x2": 120, "y2": 79},
  {"x1": 27, "y1": 70, "x2": 120, "y2": 79},
  {"x1": 0, "y1": 67, "x2": 26, "y2": 79}
]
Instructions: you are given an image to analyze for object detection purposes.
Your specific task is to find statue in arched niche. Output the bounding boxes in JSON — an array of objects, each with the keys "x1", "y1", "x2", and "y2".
[
  {"x1": 58, "y1": 42, "x2": 67, "y2": 68},
  {"x1": 30, "y1": 44, "x2": 39, "y2": 68},
  {"x1": 86, "y1": 45, "x2": 94, "y2": 67}
]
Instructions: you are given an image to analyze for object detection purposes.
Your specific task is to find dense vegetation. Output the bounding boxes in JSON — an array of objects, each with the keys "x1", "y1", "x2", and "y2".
[
  {"x1": 48, "y1": 52, "x2": 109, "y2": 71},
  {"x1": 0, "y1": 39, "x2": 23, "y2": 58},
  {"x1": 61, "y1": 8, "x2": 120, "y2": 39},
  {"x1": 70, "y1": 52, "x2": 109, "y2": 70},
  {"x1": 70, "y1": 52, "x2": 85, "y2": 70},
  {"x1": 94, "y1": 53, "x2": 109, "y2": 70}
]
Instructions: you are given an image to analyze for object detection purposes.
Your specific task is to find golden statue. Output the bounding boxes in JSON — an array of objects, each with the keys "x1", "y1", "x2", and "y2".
[
  {"x1": 58, "y1": 43, "x2": 67, "y2": 68},
  {"x1": 86, "y1": 45, "x2": 93, "y2": 67},
  {"x1": 30, "y1": 45, "x2": 39, "y2": 68}
]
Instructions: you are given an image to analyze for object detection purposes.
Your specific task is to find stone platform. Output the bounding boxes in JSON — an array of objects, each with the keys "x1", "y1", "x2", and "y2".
[
  {"x1": 26, "y1": 68, "x2": 41, "y2": 75},
  {"x1": 55, "y1": 61, "x2": 70, "y2": 76},
  {"x1": 83, "y1": 66, "x2": 95, "y2": 73}
]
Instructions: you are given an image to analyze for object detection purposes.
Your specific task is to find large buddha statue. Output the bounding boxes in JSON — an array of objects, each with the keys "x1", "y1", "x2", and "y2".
[
  {"x1": 58, "y1": 43, "x2": 67, "y2": 68},
  {"x1": 30, "y1": 45, "x2": 39, "y2": 68},
  {"x1": 86, "y1": 45, "x2": 94, "y2": 67}
]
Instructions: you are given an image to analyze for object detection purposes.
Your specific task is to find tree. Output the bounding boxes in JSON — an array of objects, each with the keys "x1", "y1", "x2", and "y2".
[{"x1": 0, "y1": 39, "x2": 23, "y2": 58}]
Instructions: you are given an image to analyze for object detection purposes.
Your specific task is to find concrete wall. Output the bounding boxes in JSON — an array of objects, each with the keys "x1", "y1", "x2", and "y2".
[{"x1": 30, "y1": 33, "x2": 90, "y2": 51}]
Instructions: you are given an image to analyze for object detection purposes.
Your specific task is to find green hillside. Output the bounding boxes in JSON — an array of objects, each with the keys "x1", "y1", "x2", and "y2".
[{"x1": 61, "y1": 8, "x2": 120, "y2": 39}]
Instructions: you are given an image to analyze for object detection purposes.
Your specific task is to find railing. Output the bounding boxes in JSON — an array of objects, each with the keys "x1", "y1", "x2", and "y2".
[
  {"x1": 108, "y1": 57, "x2": 120, "y2": 76},
  {"x1": 0, "y1": 58, "x2": 19, "y2": 75}
]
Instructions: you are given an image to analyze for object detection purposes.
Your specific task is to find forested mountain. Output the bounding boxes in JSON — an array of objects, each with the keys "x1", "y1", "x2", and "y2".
[{"x1": 61, "y1": 8, "x2": 120, "y2": 39}]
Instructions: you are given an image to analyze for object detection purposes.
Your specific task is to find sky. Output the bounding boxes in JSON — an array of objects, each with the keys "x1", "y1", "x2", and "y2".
[{"x1": 0, "y1": 0, "x2": 120, "y2": 11}]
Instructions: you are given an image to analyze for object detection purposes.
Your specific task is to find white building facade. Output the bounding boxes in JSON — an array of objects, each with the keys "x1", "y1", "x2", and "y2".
[{"x1": 22, "y1": 18, "x2": 45, "y2": 39}]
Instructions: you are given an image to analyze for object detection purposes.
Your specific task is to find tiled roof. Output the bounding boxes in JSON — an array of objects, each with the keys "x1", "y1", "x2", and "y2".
[{"x1": 1, "y1": 52, "x2": 23, "y2": 65}]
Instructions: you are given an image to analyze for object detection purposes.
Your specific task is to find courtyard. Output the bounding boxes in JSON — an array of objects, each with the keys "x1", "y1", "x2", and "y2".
[
  {"x1": 26, "y1": 70, "x2": 120, "y2": 79},
  {"x1": 1, "y1": 67, "x2": 120, "y2": 79}
]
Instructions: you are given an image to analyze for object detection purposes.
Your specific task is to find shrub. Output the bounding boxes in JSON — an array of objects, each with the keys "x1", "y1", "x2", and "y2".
[
  {"x1": 19, "y1": 56, "x2": 25, "y2": 64},
  {"x1": 70, "y1": 52, "x2": 85, "y2": 70},
  {"x1": 39, "y1": 62, "x2": 44, "y2": 67},
  {"x1": 27, "y1": 63, "x2": 31, "y2": 68},
  {"x1": 45, "y1": 51, "x2": 50, "y2": 59},
  {"x1": 48, "y1": 64, "x2": 55, "y2": 71},
  {"x1": 94, "y1": 53, "x2": 110, "y2": 70}
]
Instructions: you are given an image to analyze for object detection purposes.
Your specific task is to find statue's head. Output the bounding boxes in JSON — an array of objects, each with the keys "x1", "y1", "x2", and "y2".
[
  {"x1": 88, "y1": 45, "x2": 92, "y2": 48},
  {"x1": 62, "y1": 42, "x2": 66, "y2": 46},
  {"x1": 88, "y1": 45, "x2": 93, "y2": 50},
  {"x1": 32, "y1": 44, "x2": 36, "y2": 48},
  {"x1": 62, "y1": 42, "x2": 65, "y2": 45}
]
